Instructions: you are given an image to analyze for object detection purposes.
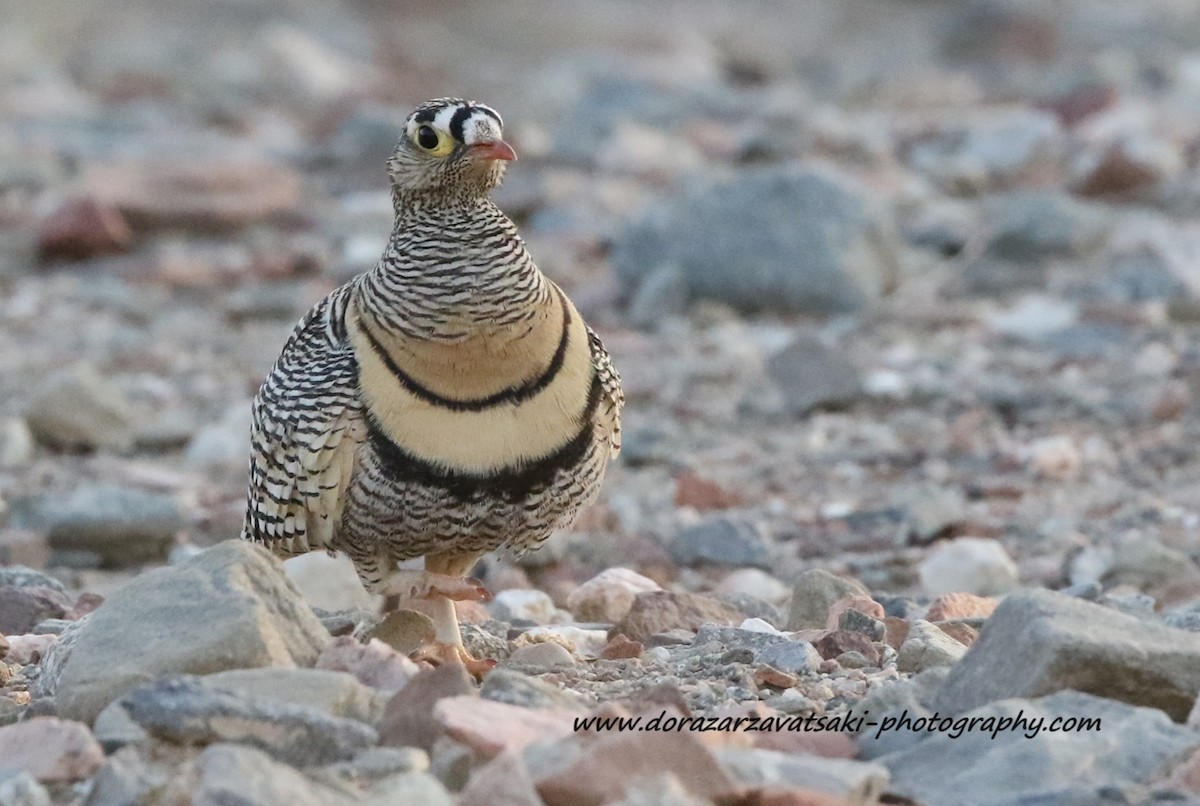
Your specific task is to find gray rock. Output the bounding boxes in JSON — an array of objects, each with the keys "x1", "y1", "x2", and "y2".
[
  {"x1": 23, "y1": 363, "x2": 137, "y2": 451},
  {"x1": 856, "y1": 667, "x2": 953, "y2": 759},
  {"x1": 37, "y1": 541, "x2": 329, "y2": 724},
  {"x1": 83, "y1": 747, "x2": 167, "y2": 806},
  {"x1": 786, "y1": 569, "x2": 869, "y2": 630},
  {"x1": 714, "y1": 747, "x2": 889, "y2": 802},
  {"x1": 117, "y1": 676, "x2": 377, "y2": 766},
  {"x1": 896, "y1": 620, "x2": 968, "y2": 674},
  {"x1": 610, "y1": 164, "x2": 897, "y2": 315},
  {"x1": 669, "y1": 517, "x2": 771, "y2": 570},
  {"x1": 172, "y1": 743, "x2": 358, "y2": 806},
  {"x1": 480, "y1": 669, "x2": 590, "y2": 712},
  {"x1": 934, "y1": 589, "x2": 1200, "y2": 721},
  {"x1": 363, "y1": 771, "x2": 454, "y2": 806},
  {"x1": 1165, "y1": 601, "x2": 1200, "y2": 633},
  {"x1": 199, "y1": 667, "x2": 377, "y2": 724},
  {"x1": 839, "y1": 609, "x2": 886, "y2": 641},
  {"x1": 324, "y1": 746, "x2": 429, "y2": 784},
  {"x1": 627, "y1": 264, "x2": 688, "y2": 329},
  {"x1": 0, "y1": 567, "x2": 66, "y2": 595},
  {"x1": 92, "y1": 699, "x2": 150, "y2": 751},
  {"x1": 691, "y1": 625, "x2": 790, "y2": 656},
  {"x1": 10, "y1": 485, "x2": 184, "y2": 569},
  {"x1": 982, "y1": 192, "x2": 1108, "y2": 264},
  {"x1": 0, "y1": 418, "x2": 34, "y2": 468},
  {"x1": 31, "y1": 619, "x2": 74, "y2": 636},
  {"x1": 378, "y1": 664, "x2": 476, "y2": 752},
  {"x1": 0, "y1": 769, "x2": 49, "y2": 806},
  {"x1": 0, "y1": 587, "x2": 71, "y2": 635},
  {"x1": 753, "y1": 641, "x2": 822, "y2": 675},
  {"x1": 503, "y1": 642, "x2": 576, "y2": 670},
  {"x1": 764, "y1": 333, "x2": 862, "y2": 415},
  {"x1": 881, "y1": 692, "x2": 1200, "y2": 806}
]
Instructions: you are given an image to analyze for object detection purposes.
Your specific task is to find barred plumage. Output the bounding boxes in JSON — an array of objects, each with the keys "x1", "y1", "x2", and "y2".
[{"x1": 241, "y1": 98, "x2": 623, "y2": 670}]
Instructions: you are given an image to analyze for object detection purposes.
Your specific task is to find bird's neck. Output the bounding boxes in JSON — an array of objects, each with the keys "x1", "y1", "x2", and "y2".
[{"x1": 354, "y1": 193, "x2": 553, "y2": 342}]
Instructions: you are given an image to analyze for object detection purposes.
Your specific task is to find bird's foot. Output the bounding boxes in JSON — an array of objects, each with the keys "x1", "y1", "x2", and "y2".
[
  {"x1": 380, "y1": 569, "x2": 492, "y2": 602},
  {"x1": 413, "y1": 641, "x2": 497, "y2": 679}
]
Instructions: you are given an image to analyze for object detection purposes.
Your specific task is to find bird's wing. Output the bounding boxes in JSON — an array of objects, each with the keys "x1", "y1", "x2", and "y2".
[
  {"x1": 586, "y1": 325, "x2": 624, "y2": 457},
  {"x1": 242, "y1": 284, "x2": 366, "y2": 556}
]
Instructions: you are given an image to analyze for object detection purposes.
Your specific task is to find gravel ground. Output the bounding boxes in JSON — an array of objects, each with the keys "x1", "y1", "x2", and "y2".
[{"x1": 3, "y1": 1, "x2": 1200, "y2": 804}]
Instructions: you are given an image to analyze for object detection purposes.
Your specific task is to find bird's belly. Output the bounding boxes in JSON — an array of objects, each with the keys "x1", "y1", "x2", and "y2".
[{"x1": 336, "y1": 429, "x2": 609, "y2": 561}]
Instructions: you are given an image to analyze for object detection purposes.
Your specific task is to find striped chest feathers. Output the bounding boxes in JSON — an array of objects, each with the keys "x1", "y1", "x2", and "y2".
[{"x1": 347, "y1": 289, "x2": 595, "y2": 475}]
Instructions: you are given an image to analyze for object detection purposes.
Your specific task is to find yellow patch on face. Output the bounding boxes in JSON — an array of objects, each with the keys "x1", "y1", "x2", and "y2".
[{"x1": 412, "y1": 124, "x2": 456, "y2": 158}]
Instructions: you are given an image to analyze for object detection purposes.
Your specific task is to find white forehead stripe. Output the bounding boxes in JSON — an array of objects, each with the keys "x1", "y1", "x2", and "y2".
[{"x1": 463, "y1": 114, "x2": 502, "y2": 146}]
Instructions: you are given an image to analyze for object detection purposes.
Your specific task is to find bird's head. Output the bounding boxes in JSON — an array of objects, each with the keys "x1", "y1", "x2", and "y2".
[{"x1": 387, "y1": 98, "x2": 516, "y2": 201}]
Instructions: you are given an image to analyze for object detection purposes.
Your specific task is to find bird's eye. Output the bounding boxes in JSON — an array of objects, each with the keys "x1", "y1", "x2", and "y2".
[{"x1": 416, "y1": 126, "x2": 440, "y2": 150}]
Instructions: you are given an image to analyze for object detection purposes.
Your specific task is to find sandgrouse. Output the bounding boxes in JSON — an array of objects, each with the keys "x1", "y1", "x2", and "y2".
[{"x1": 242, "y1": 98, "x2": 623, "y2": 671}]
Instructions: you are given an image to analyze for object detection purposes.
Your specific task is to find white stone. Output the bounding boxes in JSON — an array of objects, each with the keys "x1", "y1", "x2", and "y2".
[
  {"x1": 513, "y1": 626, "x2": 609, "y2": 659},
  {"x1": 491, "y1": 589, "x2": 563, "y2": 625},
  {"x1": 1027, "y1": 435, "x2": 1082, "y2": 481},
  {"x1": 738, "y1": 618, "x2": 784, "y2": 635},
  {"x1": 919, "y1": 537, "x2": 1019, "y2": 597},
  {"x1": 985, "y1": 296, "x2": 1079, "y2": 339},
  {"x1": 716, "y1": 568, "x2": 790, "y2": 604},
  {"x1": 566, "y1": 568, "x2": 662, "y2": 623},
  {"x1": 284, "y1": 552, "x2": 377, "y2": 612}
]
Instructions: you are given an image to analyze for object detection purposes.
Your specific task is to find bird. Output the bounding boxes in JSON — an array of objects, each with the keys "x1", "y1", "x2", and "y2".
[{"x1": 241, "y1": 98, "x2": 623, "y2": 673}]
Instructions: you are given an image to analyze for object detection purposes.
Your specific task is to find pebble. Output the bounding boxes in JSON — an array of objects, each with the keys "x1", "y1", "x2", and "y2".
[
  {"x1": 515, "y1": 626, "x2": 609, "y2": 659},
  {"x1": 379, "y1": 663, "x2": 476, "y2": 752},
  {"x1": 37, "y1": 196, "x2": 132, "y2": 262},
  {"x1": 6, "y1": 633, "x2": 57, "y2": 665},
  {"x1": 116, "y1": 676, "x2": 378, "y2": 766},
  {"x1": 825, "y1": 595, "x2": 884, "y2": 630},
  {"x1": 716, "y1": 569, "x2": 791, "y2": 604},
  {"x1": 36, "y1": 541, "x2": 329, "y2": 724},
  {"x1": 609, "y1": 164, "x2": 897, "y2": 315},
  {"x1": 610, "y1": 591, "x2": 742, "y2": 644},
  {"x1": 0, "y1": 418, "x2": 34, "y2": 468},
  {"x1": 1027, "y1": 435, "x2": 1082, "y2": 480},
  {"x1": 0, "y1": 586, "x2": 71, "y2": 635},
  {"x1": 505, "y1": 642, "x2": 577, "y2": 670},
  {"x1": 786, "y1": 569, "x2": 870, "y2": 631},
  {"x1": 813, "y1": 631, "x2": 882, "y2": 667},
  {"x1": 753, "y1": 641, "x2": 822, "y2": 675},
  {"x1": 480, "y1": 669, "x2": 590, "y2": 711},
  {"x1": 935, "y1": 589, "x2": 1200, "y2": 721},
  {"x1": 838, "y1": 609, "x2": 886, "y2": 641},
  {"x1": 11, "y1": 484, "x2": 184, "y2": 569},
  {"x1": 896, "y1": 619, "x2": 969, "y2": 673},
  {"x1": 669, "y1": 516, "x2": 771, "y2": 570},
  {"x1": 566, "y1": 568, "x2": 663, "y2": 623},
  {"x1": 22, "y1": 363, "x2": 137, "y2": 452},
  {"x1": 764, "y1": 333, "x2": 863, "y2": 416},
  {"x1": 491, "y1": 589, "x2": 564, "y2": 625},
  {"x1": 0, "y1": 717, "x2": 104, "y2": 783},
  {"x1": 365, "y1": 609, "x2": 435, "y2": 655},
  {"x1": 926, "y1": 592, "x2": 998, "y2": 622},
  {"x1": 918, "y1": 537, "x2": 1019, "y2": 597},
  {"x1": 315, "y1": 636, "x2": 421, "y2": 694}
]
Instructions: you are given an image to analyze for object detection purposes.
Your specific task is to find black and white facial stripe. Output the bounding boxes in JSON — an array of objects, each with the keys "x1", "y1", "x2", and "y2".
[{"x1": 406, "y1": 98, "x2": 504, "y2": 148}]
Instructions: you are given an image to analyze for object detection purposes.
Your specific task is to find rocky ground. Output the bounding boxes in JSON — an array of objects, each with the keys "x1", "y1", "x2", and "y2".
[{"x1": 4, "y1": 0, "x2": 1200, "y2": 803}]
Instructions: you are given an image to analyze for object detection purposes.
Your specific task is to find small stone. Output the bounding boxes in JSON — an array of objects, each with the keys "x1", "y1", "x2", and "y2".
[
  {"x1": 316, "y1": 636, "x2": 421, "y2": 694},
  {"x1": 0, "y1": 587, "x2": 71, "y2": 635},
  {"x1": 673, "y1": 473, "x2": 742, "y2": 511},
  {"x1": 765, "y1": 333, "x2": 862, "y2": 415},
  {"x1": 754, "y1": 666, "x2": 798, "y2": 689},
  {"x1": 786, "y1": 570, "x2": 869, "y2": 631},
  {"x1": 86, "y1": 747, "x2": 172, "y2": 806},
  {"x1": 514, "y1": 626, "x2": 608, "y2": 659},
  {"x1": 117, "y1": 676, "x2": 378, "y2": 766},
  {"x1": 11, "y1": 484, "x2": 184, "y2": 569},
  {"x1": 0, "y1": 769, "x2": 49, "y2": 806},
  {"x1": 934, "y1": 622, "x2": 979, "y2": 647},
  {"x1": 1027, "y1": 435, "x2": 1082, "y2": 480},
  {"x1": 611, "y1": 591, "x2": 742, "y2": 643},
  {"x1": 36, "y1": 541, "x2": 329, "y2": 724},
  {"x1": 379, "y1": 663, "x2": 476, "y2": 752},
  {"x1": 37, "y1": 196, "x2": 132, "y2": 262},
  {"x1": 0, "y1": 418, "x2": 34, "y2": 468},
  {"x1": 753, "y1": 641, "x2": 822, "y2": 675},
  {"x1": 813, "y1": 631, "x2": 881, "y2": 667},
  {"x1": 567, "y1": 568, "x2": 663, "y2": 623},
  {"x1": 918, "y1": 537, "x2": 1018, "y2": 597},
  {"x1": 491, "y1": 589, "x2": 562, "y2": 625},
  {"x1": 600, "y1": 634, "x2": 645, "y2": 660},
  {"x1": 366, "y1": 610, "x2": 436, "y2": 655},
  {"x1": 669, "y1": 516, "x2": 771, "y2": 569},
  {"x1": 825, "y1": 595, "x2": 884, "y2": 631},
  {"x1": 716, "y1": 569, "x2": 790, "y2": 604},
  {"x1": 926, "y1": 592, "x2": 998, "y2": 622},
  {"x1": 883, "y1": 616, "x2": 910, "y2": 651},
  {"x1": 6, "y1": 633, "x2": 57, "y2": 665},
  {"x1": 838, "y1": 610, "x2": 886, "y2": 641},
  {"x1": 896, "y1": 620, "x2": 968, "y2": 673},
  {"x1": 458, "y1": 749, "x2": 542, "y2": 806},
  {"x1": 0, "y1": 567, "x2": 65, "y2": 596},
  {"x1": 436, "y1": 696, "x2": 576, "y2": 760},
  {"x1": 199, "y1": 667, "x2": 376, "y2": 723},
  {"x1": 480, "y1": 669, "x2": 589, "y2": 712},
  {"x1": 23, "y1": 364, "x2": 137, "y2": 451},
  {"x1": 0, "y1": 717, "x2": 103, "y2": 782},
  {"x1": 935, "y1": 590, "x2": 1200, "y2": 721},
  {"x1": 505, "y1": 642, "x2": 577, "y2": 670}
]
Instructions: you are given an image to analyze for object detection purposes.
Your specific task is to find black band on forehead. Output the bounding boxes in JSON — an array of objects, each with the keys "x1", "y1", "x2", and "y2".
[
  {"x1": 448, "y1": 105, "x2": 473, "y2": 143},
  {"x1": 412, "y1": 108, "x2": 438, "y2": 123}
]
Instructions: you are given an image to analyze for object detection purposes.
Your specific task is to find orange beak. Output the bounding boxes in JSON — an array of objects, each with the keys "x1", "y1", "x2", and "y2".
[{"x1": 468, "y1": 139, "x2": 517, "y2": 162}]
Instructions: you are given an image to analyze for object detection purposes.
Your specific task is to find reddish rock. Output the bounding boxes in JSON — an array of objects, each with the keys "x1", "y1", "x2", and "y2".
[
  {"x1": 1076, "y1": 143, "x2": 1162, "y2": 198},
  {"x1": 0, "y1": 717, "x2": 103, "y2": 782},
  {"x1": 535, "y1": 730, "x2": 742, "y2": 806},
  {"x1": 600, "y1": 634, "x2": 644, "y2": 660},
  {"x1": 5, "y1": 632, "x2": 57, "y2": 665},
  {"x1": 567, "y1": 568, "x2": 662, "y2": 624},
  {"x1": 883, "y1": 617, "x2": 910, "y2": 652},
  {"x1": 315, "y1": 635, "x2": 420, "y2": 693},
  {"x1": 935, "y1": 621, "x2": 979, "y2": 647},
  {"x1": 378, "y1": 662, "x2": 475, "y2": 751},
  {"x1": 825, "y1": 595, "x2": 885, "y2": 630},
  {"x1": 0, "y1": 586, "x2": 71, "y2": 635},
  {"x1": 37, "y1": 197, "x2": 132, "y2": 262},
  {"x1": 610, "y1": 591, "x2": 742, "y2": 643},
  {"x1": 458, "y1": 749, "x2": 542, "y2": 806},
  {"x1": 754, "y1": 665, "x2": 798, "y2": 689},
  {"x1": 927, "y1": 592, "x2": 997, "y2": 622},
  {"x1": 435, "y1": 696, "x2": 575, "y2": 760},
  {"x1": 674, "y1": 473, "x2": 742, "y2": 510},
  {"x1": 70, "y1": 592, "x2": 105, "y2": 620},
  {"x1": 1036, "y1": 83, "x2": 1116, "y2": 126},
  {"x1": 87, "y1": 159, "x2": 303, "y2": 231},
  {"x1": 812, "y1": 631, "x2": 881, "y2": 665}
]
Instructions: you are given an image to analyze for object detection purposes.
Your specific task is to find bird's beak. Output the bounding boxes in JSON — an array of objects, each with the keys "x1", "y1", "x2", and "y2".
[{"x1": 467, "y1": 139, "x2": 517, "y2": 162}]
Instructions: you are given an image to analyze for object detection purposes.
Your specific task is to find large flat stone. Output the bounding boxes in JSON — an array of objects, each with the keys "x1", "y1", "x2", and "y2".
[
  {"x1": 36, "y1": 541, "x2": 329, "y2": 723},
  {"x1": 934, "y1": 589, "x2": 1200, "y2": 721}
]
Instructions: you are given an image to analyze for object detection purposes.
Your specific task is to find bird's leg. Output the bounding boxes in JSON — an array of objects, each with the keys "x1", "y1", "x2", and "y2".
[{"x1": 386, "y1": 551, "x2": 496, "y2": 677}]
